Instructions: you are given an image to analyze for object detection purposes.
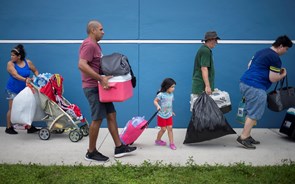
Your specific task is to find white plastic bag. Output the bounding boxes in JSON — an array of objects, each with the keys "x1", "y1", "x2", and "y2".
[
  {"x1": 210, "y1": 89, "x2": 232, "y2": 114},
  {"x1": 11, "y1": 87, "x2": 36, "y2": 125}
]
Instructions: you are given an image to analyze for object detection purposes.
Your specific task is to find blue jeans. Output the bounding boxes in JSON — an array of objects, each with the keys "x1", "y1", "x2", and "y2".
[{"x1": 239, "y1": 82, "x2": 267, "y2": 121}]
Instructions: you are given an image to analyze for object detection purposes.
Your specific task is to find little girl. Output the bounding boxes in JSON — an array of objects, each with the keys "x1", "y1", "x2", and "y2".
[{"x1": 154, "y1": 78, "x2": 176, "y2": 150}]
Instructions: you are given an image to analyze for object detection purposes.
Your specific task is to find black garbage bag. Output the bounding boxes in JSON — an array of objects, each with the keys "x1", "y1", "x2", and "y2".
[{"x1": 183, "y1": 92, "x2": 236, "y2": 144}]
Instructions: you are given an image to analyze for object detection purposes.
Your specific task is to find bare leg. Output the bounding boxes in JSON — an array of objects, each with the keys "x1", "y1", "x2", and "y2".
[
  {"x1": 106, "y1": 112, "x2": 121, "y2": 147},
  {"x1": 167, "y1": 125, "x2": 174, "y2": 144},
  {"x1": 88, "y1": 119, "x2": 102, "y2": 152},
  {"x1": 156, "y1": 127, "x2": 166, "y2": 141},
  {"x1": 240, "y1": 116, "x2": 256, "y2": 139},
  {"x1": 6, "y1": 99, "x2": 13, "y2": 128}
]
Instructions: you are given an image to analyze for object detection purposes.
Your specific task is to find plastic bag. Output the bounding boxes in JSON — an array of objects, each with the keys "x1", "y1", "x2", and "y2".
[
  {"x1": 235, "y1": 97, "x2": 256, "y2": 126},
  {"x1": 183, "y1": 92, "x2": 236, "y2": 144},
  {"x1": 11, "y1": 87, "x2": 46, "y2": 125},
  {"x1": 11, "y1": 87, "x2": 36, "y2": 125},
  {"x1": 236, "y1": 97, "x2": 246, "y2": 124}
]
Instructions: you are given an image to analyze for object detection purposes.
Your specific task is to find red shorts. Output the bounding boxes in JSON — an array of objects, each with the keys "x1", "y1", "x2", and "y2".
[{"x1": 157, "y1": 116, "x2": 173, "y2": 127}]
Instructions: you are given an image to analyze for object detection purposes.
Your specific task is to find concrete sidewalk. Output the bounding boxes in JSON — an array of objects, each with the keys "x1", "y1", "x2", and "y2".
[{"x1": 0, "y1": 127, "x2": 294, "y2": 166}]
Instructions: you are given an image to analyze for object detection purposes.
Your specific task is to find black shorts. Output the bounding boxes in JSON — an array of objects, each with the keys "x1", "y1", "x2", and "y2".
[{"x1": 83, "y1": 87, "x2": 116, "y2": 121}]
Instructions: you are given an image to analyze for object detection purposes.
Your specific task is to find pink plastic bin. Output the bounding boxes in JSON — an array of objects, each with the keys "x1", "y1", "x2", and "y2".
[{"x1": 98, "y1": 74, "x2": 133, "y2": 102}]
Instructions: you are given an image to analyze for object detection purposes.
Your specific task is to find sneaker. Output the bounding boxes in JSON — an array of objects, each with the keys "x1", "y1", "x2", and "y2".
[
  {"x1": 5, "y1": 127, "x2": 18, "y2": 134},
  {"x1": 237, "y1": 136, "x2": 256, "y2": 149},
  {"x1": 248, "y1": 136, "x2": 260, "y2": 144},
  {"x1": 85, "y1": 149, "x2": 109, "y2": 162},
  {"x1": 27, "y1": 126, "x2": 40, "y2": 134},
  {"x1": 155, "y1": 140, "x2": 167, "y2": 146},
  {"x1": 170, "y1": 143, "x2": 177, "y2": 150},
  {"x1": 114, "y1": 144, "x2": 137, "y2": 158}
]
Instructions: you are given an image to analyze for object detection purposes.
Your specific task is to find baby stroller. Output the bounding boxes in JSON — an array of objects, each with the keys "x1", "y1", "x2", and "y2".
[{"x1": 30, "y1": 73, "x2": 89, "y2": 142}]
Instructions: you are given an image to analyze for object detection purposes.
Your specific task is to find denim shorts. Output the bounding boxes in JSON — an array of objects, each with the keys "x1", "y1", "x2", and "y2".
[
  {"x1": 5, "y1": 89, "x2": 17, "y2": 100},
  {"x1": 239, "y1": 82, "x2": 267, "y2": 121},
  {"x1": 83, "y1": 87, "x2": 116, "y2": 121}
]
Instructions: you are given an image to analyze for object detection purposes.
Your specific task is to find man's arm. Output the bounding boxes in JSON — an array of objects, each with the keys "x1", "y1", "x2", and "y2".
[
  {"x1": 78, "y1": 58, "x2": 101, "y2": 81},
  {"x1": 78, "y1": 58, "x2": 112, "y2": 87},
  {"x1": 269, "y1": 68, "x2": 287, "y2": 83},
  {"x1": 201, "y1": 66, "x2": 212, "y2": 94}
]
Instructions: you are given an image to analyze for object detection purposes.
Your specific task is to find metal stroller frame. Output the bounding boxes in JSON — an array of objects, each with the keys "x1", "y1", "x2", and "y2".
[{"x1": 29, "y1": 82, "x2": 89, "y2": 142}]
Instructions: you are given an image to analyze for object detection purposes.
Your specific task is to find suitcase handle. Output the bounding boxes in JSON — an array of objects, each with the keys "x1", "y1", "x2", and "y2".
[{"x1": 140, "y1": 110, "x2": 159, "y2": 130}]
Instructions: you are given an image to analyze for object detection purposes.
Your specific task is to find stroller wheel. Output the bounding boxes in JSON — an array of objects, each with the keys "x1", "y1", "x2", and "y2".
[
  {"x1": 80, "y1": 124, "x2": 89, "y2": 136},
  {"x1": 69, "y1": 130, "x2": 81, "y2": 142},
  {"x1": 39, "y1": 128, "x2": 51, "y2": 140}
]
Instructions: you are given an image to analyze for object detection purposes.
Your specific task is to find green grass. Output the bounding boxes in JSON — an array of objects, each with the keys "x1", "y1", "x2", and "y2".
[{"x1": 1, "y1": 159, "x2": 294, "y2": 184}]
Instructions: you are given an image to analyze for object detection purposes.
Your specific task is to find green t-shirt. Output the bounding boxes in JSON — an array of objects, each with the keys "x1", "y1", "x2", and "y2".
[{"x1": 192, "y1": 44, "x2": 215, "y2": 94}]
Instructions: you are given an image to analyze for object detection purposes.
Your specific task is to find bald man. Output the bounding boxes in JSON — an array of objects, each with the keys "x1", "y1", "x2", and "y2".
[{"x1": 78, "y1": 20, "x2": 136, "y2": 162}]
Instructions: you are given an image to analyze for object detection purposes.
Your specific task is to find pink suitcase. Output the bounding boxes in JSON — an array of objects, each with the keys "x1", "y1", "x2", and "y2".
[{"x1": 120, "y1": 111, "x2": 158, "y2": 145}]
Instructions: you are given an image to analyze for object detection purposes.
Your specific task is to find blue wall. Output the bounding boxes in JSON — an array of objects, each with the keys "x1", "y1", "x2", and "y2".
[{"x1": 1, "y1": 0, "x2": 295, "y2": 128}]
